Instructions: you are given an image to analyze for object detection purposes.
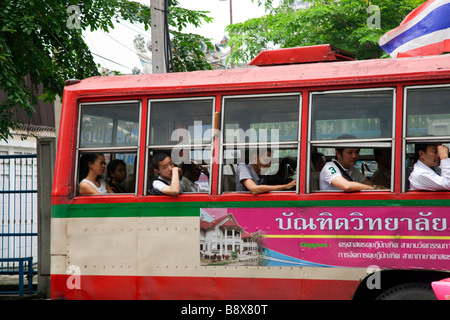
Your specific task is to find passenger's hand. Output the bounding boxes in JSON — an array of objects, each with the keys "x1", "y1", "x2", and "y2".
[
  {"x1": 286, "y1": 179, "x2": 297, "y2": 190},
  {"x1": 199, "y1": 165, "x2": 209, "y2": 177},
  {"x1": 438, "y1": 145, "x2": 449, "y2": 160},
  {"x1": 174, "y1": 167, "x2": 183, "y2": 178}
]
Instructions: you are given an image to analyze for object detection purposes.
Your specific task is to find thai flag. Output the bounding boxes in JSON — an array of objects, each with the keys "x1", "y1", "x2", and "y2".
[{"x1": 379, "y1": 0, "x2": 450, "y2": 58}]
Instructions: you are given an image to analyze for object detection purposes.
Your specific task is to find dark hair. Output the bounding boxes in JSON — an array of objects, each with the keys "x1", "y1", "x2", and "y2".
[
  {"x1": 242, "y1": 147, "x2": 272, "y2": 164},
  {"x1": 107, "y1": 159, "x2": 126, "y2": 179},
  {"x1": 373, "y1": 148, "x2": 383, "y2": 159},
  {"x1": 79, "y1": 153, "x2": 104, "y2": 182},
  {"x1": 151, "y1": 152, "x2": 170, "y2": 170},
  {"x1": 335, "y1": 135, "x2": 358, "y2": 154},
  {"x1": 311, "y1": 152, "x2": 324, "y2": 165}
]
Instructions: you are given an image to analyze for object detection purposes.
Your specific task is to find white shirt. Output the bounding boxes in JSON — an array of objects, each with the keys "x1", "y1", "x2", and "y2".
[
  {"x1": 319, "y1": 161, "x2": 366, "y2": 191},
  {"x1": 80, "y1": 178, "x2": 108, "y2": 194},
  {"x1": 409, "y1": 158, "x2": 450, "y2": 191},
  {"x1": 152, "y1": 177, "x2": 171, "y2": 192}
]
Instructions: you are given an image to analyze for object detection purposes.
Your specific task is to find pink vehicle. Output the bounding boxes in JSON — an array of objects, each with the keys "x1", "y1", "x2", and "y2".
[{"x1": 432, "y1": 278, "x2": 450, "y2": 300}]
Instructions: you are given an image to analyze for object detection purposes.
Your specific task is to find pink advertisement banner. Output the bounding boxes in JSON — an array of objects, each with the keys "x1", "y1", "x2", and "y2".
[{"x1": 200, "y1": 207, "x2": 450, "y2": 270}]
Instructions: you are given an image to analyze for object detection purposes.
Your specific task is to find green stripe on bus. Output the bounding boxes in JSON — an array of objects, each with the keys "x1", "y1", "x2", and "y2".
[{"x1": 51, "y1": 199, "x2": 450, "y2": 218}]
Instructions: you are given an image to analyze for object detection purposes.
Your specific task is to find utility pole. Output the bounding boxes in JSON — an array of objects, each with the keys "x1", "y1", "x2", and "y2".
[
  {"x1": 220, "y1": 0, "x2": 233, "y2": 24},
  {"x1": 229, "y1": 0, "x2": 233, "y2": 25},
  {"x1": 221, "y1": 0, "x2": 234, "y2": 68},
  {"x1": 229, "y1": 0, "x2": 234, "y2": 68},
  {"x1": 151, "y1": 0, "x2": 166, "y2": 73}
]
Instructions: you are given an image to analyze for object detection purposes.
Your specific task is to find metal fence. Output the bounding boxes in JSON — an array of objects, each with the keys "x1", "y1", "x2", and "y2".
[{"x1": 0, "y1": 154, "x2": 38, "y2": 294}]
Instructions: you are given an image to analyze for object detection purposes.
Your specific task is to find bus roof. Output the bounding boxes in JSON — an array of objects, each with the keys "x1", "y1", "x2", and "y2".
[{"x1": 65, "y1": 54, "x2": 450, "y2": 96}]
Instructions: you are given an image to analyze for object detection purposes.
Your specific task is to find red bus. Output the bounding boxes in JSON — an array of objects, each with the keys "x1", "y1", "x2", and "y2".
[{"x1": 51, "y1": 45, "x2": 450, "y2": 300}]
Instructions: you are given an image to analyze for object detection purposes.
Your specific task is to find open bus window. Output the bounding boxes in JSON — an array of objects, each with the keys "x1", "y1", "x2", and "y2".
[
  {"x1": 146, "y1": 98, "x2": 214, "y2": 195},
  {"x1": 404, "y1": 85, "x2": 450, "y2": 191},
  {"x1": 146, "y1": 149, "x2": 211, "y2": 194},
  {"x1": 76, "y1": 101, "x2": 141, "y2": 196},
  {"x1": 222, "y1": 147, "x2": 298, "y2": 193},
  {"x1": 309, "y1": 89, "x2": 395, "y2": 192},
  {"x1": 308, "y1": 146, "x2": 392, "y2": 192},
  {"x1": 220, "y1": 94, "x2": 301, "y2": 193},
  {"x1": 77, "y1": 152, "x2": 137, "y2": 195},
  {"x1": 405, "y1": 142, "x2": 450, "y2": 191}
]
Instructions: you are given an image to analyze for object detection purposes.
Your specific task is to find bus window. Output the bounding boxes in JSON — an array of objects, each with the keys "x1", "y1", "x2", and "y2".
[
  {"x1": 309, "y1": 146, "x2": 391, "y2": 192},
  {"x1": 79, "y1": 103, "x2": 140, "y2": 148},
  {"x1": 146, "y1": 98, "x2": 214, "y2": 195},
  {"x1": 309, "y1": 89, "x2": 395, "y2": 192},
  {"x1": 220, "y1": 94, "x2": 301, "y2": 193},
  {"x1": 77, "y1": 101, "x2": 140, "y2": 195},
  {"x1": 404, "y1": 85, "x2": 450, "y2": 191},
  {"x1": 78, "y1": 152, "x2": 137, "y2": 194}
]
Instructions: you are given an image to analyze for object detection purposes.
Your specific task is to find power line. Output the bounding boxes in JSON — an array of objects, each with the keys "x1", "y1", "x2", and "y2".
[
  {"x1": 83, "y1": 26, "x2": 140, "y2": 72},
  {"x1": 85, "y1": 32, "x2": 106, "y2": 67},
  {"x1": 101, "y1": 32, "x2": 137, "y2": 54},
  {"x1": 90, "y1": 52, "x2": 134, "y2": 71},
  {"x1": 120, "y1": 20, "x2": 150, "y2": 36}
]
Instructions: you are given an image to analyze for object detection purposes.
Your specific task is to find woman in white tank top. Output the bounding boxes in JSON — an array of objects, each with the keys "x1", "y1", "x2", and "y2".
[
  {"x1": 80, "y1": 178, "x2": 108, "y2": 194},
  {"x1": 78, "y1": 153, "x2": 114, "y2": 195}
]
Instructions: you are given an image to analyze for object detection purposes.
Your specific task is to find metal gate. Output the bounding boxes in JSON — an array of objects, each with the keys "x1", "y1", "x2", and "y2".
[{"x1": 0, "y1": 154, "x2": 37, "y2": 295}]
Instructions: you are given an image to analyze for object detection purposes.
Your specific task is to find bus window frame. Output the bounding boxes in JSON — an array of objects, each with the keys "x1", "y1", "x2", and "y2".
[
  {"x1": 144, "y1": 96, "x2": 216, "y2": 196},
  {"x1": 402, "y1": 83, "x2": 450, "y2": 192},
  {"x1": 75, "y1": 100, "x2": 142, "y2": 196},
  {"x1": 218, "y1": 92, "x2": 302, "y2": 194},
  {"x1": 307, "y1": 87, "x2": 397, "y2": 193}
]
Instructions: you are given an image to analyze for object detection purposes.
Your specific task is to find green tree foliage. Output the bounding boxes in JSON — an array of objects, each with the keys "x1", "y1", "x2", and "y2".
[
  {"x1": 0, "y1": 0, "x2": 213, "y2": 141},
  {"x1": 226, "y1": 0, "x2": 427, "y2": 65}
]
